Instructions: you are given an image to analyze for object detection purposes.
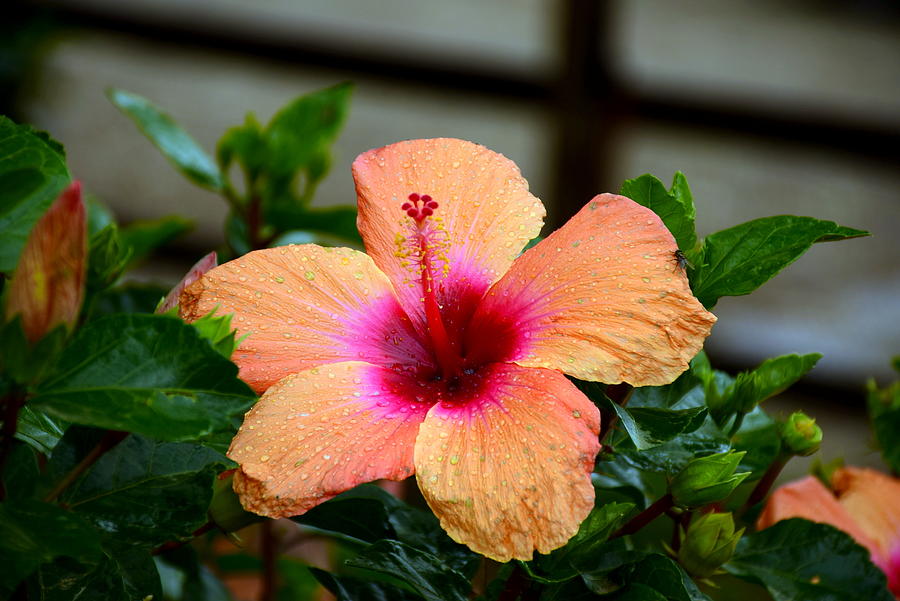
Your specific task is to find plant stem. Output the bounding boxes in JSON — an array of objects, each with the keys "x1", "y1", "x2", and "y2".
[
  {"x1": 611, "y1": 493, "x2": 675, "y2": 539},
  {"x1": 0, "y1": 388, "x2": 27, "y2": 501},
  {"x1": 497, "y1": 563, "x2": 538, "y2": 601},
  {"x1": 152, "y1": 521, "x2": 216, "y2": 555},
  {"x1": 247, "y1": 194, "x2": 264, "y2": 251},
  {"x1": 727, "y1": 412, "x2": 746, "y2": 438},
  {"x1": 741, "y1": 455, "x2": 789, "y2": 512},
  {"x1": 43, "y1": 430, "x2": 128, "y2": 503},
  {"x1": 260, "y1": 520, "x2": 278, "y2": 601}
]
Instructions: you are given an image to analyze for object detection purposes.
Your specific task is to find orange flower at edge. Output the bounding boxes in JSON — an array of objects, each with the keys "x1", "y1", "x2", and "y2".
[
  {"x1": 180, "y1": 138, "x2": 716, "y2": 561},
  {"x1": 758, "y1": 467, "x2": 900, "y2": 596}
]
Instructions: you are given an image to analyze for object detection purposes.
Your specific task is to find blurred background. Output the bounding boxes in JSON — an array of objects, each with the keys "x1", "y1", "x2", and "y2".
[{"x1": 6, "y1": 0, "x2": 899, "y2": 519}]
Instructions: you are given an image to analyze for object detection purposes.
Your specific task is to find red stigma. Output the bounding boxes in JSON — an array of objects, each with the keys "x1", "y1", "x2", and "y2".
[{"x1": 402, "y1": 193, "x2": 439, "y2": 223}]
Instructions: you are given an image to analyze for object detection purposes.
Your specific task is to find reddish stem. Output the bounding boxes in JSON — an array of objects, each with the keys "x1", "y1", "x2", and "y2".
[
  {"x1": 611, "y1": 493, "x2": 675, "y2": 539},
  {"x1": 43, "y1": 430, "x2": 128, "y2": 503}
]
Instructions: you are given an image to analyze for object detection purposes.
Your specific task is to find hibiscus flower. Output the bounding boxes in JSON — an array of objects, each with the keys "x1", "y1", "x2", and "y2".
[{"x1": 181, "y1": 138, "x2": 715, "y2": 561}]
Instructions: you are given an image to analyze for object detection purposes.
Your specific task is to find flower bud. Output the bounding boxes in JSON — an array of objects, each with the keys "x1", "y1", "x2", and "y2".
[
  {"x1": 5, "y1": 182, "x2": 86, "y2": 342},
  {"x1": 671, "y1": 451, "x2": 750, "y2": 508},
  {"x1": 782, "y1": 411, "x2": 823, "y2": 457},
  {"x1": 677, "y1": 512, "x2": 744, "y2": 579}
]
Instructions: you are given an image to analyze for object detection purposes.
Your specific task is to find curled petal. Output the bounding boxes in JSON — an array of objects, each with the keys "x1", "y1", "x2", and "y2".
[
  {"x1": 468, "y1": 194, "x2": 716, "y2": 385},
  {"x1": 413, "y1": 364, "x2": 600, "y2": 562},
  {"x1": 180, "y1": 245, "x2": 430, "y2": 393},
  {"x1": 353, "y1": 138, "x2": 546, "y2": 336},
  {"x1": 5, "y1": 182, "x2": 86, "y2": 342},
  {"x1": 158, "y1": 251, "x2": 217, "y2": 313},
  {"x1": 229, "y1": 361, "x2": 430, "y2": 518}
]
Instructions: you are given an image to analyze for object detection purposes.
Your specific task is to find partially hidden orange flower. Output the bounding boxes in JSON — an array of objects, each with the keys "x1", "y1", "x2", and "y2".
[
  {"x1": 180, "y1": 138, "x2": 716, "y2": 561},
  {"x1": 5, "y1": 181, "x2": 86, "y2": 342},
  {"x1": 758, "y1": 467, "x2": 900, "y2": 596}
]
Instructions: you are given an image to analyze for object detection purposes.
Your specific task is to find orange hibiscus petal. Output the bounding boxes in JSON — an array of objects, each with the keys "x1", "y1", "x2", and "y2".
[
  {"x1": 353, "y1": 138, "x2": 545, "y2": 337},
  {"x1": 756, "y1": 475, "x2": 881, "y2": 560},
  {"x1": 228, "y1": 361, "x2": 430, "y2": 518},
  {"x1": 832, "y1": 467, "x2": 900, "y2": 563},
  {"x1": 413, "y1": 364, "x2": 600, "y2": 562},
  {"x1": 466, "y1": 193, "x2": 716, "y2": 385},
  {"x1": 180, "y1": 245, "x2": 431, "y2": 393}
]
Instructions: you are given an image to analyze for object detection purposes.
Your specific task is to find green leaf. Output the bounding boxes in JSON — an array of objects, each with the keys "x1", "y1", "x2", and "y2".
[
  {"x1": 107, "y1": 88, "x2": 224, "y2": 191},
  {"x1": 294, "y1": 484, "x2": 478, "y2": 576},
  {"x1": 1, "y1": 443, "x2": 39, "y2": 501},
  {"x1": 613, "y1": 554, "x2": 710, "y2": 601},
  {"x1": 712, "y1": 353, "x2": 822, "y2": 424},
  {"x1": 0, "y1": 499, "x2": 103, "y2": 595},
  {"x1": 86, "y1": 223, "x2": 130, "y2": 294},
  {"x1": 346, "y1": 540, "x2": 470, "y2": 601},
  {"x1": 691, "y1": 216, "x2": 868, "y2": 309},
  {"x1": 538, "y1": 502, "x2": 635, "y2": 579},
  {"x1": 265, "y1": 82, "x2": 353, "y2": 183},
  {"x1": 85, "y1": 195, "x2": 115, "y2": 236},
  {"x1": 726, "y1": 519, "x2": 893, "y2": 601},
  {"x1": 29, "y1": 546, "x2": 163, "y2": 601},
  {"x1": 0, "y1": 116, "x2": 71, "y2": 273},
  {"x1": 217, "y1": 113, "x2": 267, "y2": 183},
  {"x1": 14, "y1": 404, "x2": 67, "y2": 454},
  {"x1": 609, "y1": 402, "x2": 708, "y2": 451},
  {"x1": 266, "y1": 204, "x2": 362, "y2": 246},
  {"x1": 731, "y1": 406, "x2": 782, "y2": 476},
  {"x1": 119, "y1": 215, "x2": 193, "y2": 267},
  {"x1": 309, "y1": 567, "x2": 419, "y2": 601},
  {"x1": 868, "y1": 371, "x2": 900, "y2": 472},
  {"x1": 620, "y1": 172, "x2": 697, "y2": 253},
  {"x1": 86, "y1": 282, "x2": 169, "y2": 320},
  {"x1": 0, "y1": 317, "x2": 68, "y2": 385},
  {"x1": 46, "y1": 428, "x2": 230, "y2": 546},
  {"x1": 31, "y1": 314, "x2": 256, "y2": 442},
  {"x1": 190, "y1": 309, "x2": 242, "y2": 359},
  {"x1": 155, "y1": 547, "x2": 233, "y2": 601}
]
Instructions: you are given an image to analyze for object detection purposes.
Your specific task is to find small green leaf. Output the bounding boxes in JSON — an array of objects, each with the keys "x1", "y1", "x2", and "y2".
[
  {"x1": 0, "y1": 116, "x2": 71, "y2": 272},
  {"x1": 346, "y1": 540, "x2": 470, "y2": 601},
  {"x1": 609, "y1": 402, "x2": 708, "y2": 451},
  {"x1": 691, "y1": 216, "x2": 869, "y2": 309},
  {"x1": 217, "y1": 113, "x2": 267, "y2": 183},
  {"x1": 867, "y1": 368, "x2": 900, "y2": 473},
  {"x1": 726, "y1": 519, "x2": 893, "y2": 601},
  {"x1": 190, "y1": 309, "x2": 242, "y2": 359},
  {"x1": 107, "y1": 88, "x2": 224, "y2": 191},
  {"x1": 1, "y1": 443, "x2": 40, "y2": 501},
  {"x1": 720, "y1": 353, "x2": 821, "y2": 421},
  {"x1": 620, "y1": 172, "x2": 697, "y2": 253},
  {"x1": 50, "y1": 431, "x2": 230, "y2": 547},
  {"x1": 118, "y1": 215, "x2": 193, "y2": 267},
  {"x1": 0, "y1": 499, "x2": 103, "y2": 595},
  {"x1": 31, "y1": 314, "x2": 255, "y2": 442},
  {"x1": 14, "y1": 405, "x2": 67, "y2": 454}
]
